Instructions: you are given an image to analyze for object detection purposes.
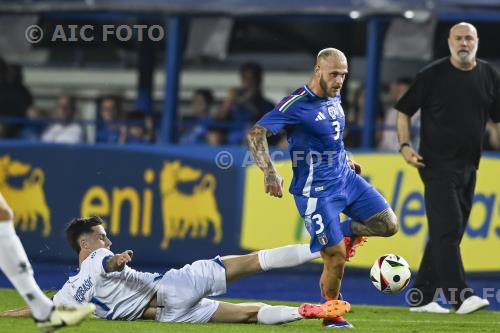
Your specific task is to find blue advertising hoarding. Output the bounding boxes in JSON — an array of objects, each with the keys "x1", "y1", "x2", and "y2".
[{"x1": 0, "y1": 143, "x2": 246, "y2": 266}]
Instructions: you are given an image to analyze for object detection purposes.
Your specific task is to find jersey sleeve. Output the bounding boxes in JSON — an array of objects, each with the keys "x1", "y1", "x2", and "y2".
[
  {"x1": 257, "y1": 101, "x2": 302, "y2": 135},
  {"x1": 86, "y1": 248, "x2": 115, "y2": 277},
  {"x1": 394, "y1": 72, "x2": 426, "y2": 117}
]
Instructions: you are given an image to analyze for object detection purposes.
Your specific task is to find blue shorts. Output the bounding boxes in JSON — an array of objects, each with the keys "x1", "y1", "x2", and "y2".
[{"x1": 294, "y1": 173, "x2": 389, "y2": 252}]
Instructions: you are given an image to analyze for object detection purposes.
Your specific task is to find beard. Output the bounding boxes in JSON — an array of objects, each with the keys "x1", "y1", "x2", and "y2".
[
  {"x1": 453, "y1": 45, "x2": 477, "y2": 64},
  {"x1": 320, "y1": 74, "x2": 340, "y2": 97},
  {"x1": 457, "y1": 51, "x2": 471, "y2": 62}
]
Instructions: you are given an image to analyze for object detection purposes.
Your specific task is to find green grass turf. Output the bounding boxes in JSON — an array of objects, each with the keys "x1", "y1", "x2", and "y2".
[{"x1": 0, "y1": 288, "x2": 499, "y2": 332}]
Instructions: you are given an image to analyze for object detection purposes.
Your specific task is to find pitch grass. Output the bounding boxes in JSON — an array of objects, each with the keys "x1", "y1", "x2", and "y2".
[{"x1": 0, "y1": 289, "x2": 499, "y2": 333}]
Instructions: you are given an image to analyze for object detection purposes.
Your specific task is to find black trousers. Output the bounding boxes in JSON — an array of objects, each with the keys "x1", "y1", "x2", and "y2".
[{"x1": 413, "y1": 166, "x2": 476, "y2": 308}]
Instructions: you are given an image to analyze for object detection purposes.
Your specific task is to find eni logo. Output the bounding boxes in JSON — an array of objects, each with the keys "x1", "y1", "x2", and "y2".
[
  {"x1": 159, "y1": 160, "x2": 222, "y2": 248},
  {"x1": 0, "y1": 155, "x2": 51, "y2": 236},
  {"x1": 81, "y1": 160, "x2": 222, "y2": 249}
]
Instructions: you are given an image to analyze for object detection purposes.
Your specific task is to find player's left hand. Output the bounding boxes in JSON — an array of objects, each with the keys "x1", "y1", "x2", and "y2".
[
  {"x1": 116, "y1": 250, "x2": 133, "y2": 268},
  {"x1": 348, "y1": 159, "x2": 362, "y2": 174}
]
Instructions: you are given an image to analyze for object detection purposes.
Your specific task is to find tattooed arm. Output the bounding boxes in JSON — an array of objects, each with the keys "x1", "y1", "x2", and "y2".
[{"x1": 247, "y1": 124, "x2": 284, "y2": 198}]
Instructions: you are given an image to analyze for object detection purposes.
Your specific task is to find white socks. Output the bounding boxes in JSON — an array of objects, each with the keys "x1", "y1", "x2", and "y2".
[
  {"x1": 254, "y1": 245, "x2": 319, "y2": 324},
  {"x1": 258, "y1": 244, "x2": 320, "y2": 271},
  {"x1": 257, "y1": 305, "x2": 302, "y2": 324},
  {"x1": 0, "y1": 221, "x2": 53, "y2": 321}
]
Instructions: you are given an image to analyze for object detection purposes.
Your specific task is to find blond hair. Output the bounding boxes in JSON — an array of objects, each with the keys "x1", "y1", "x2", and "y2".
[{"x1": 316, "y1": 48, "x2": 347, "y2": 64}]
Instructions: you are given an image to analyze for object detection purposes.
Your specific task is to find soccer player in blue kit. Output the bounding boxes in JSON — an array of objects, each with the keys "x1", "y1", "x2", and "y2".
[{"x1": 247, "y1": 48, "x2": 399, "y2": 328}]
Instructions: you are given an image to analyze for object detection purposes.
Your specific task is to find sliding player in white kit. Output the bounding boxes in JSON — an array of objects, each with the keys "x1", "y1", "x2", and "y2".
[{"x1": 3, "y1": 216, "x2": 350, "y2": 324}]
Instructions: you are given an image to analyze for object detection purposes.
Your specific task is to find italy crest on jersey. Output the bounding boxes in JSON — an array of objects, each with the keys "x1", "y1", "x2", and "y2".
[
  {"x1": 327, "y1": 106, "x2": 337, "y2": 120},
  {"x1": 328, "y1": 102, "x2": 344, "y2": 120}
]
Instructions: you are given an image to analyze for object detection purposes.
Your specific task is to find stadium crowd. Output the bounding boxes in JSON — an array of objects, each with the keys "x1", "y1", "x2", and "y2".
[{"x1": 0, "y1": 56, "x2": 498, "y2": 150}]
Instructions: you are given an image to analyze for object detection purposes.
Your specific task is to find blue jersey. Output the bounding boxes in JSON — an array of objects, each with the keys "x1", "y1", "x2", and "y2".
[{"x1": 257, "y1": 85, "x2": 352, "y2": 198}]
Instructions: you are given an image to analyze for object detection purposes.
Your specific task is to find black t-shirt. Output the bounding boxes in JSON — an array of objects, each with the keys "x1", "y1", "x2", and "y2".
[{"x1": 395, "y1": 57, "x2": 500, "y2": 170}]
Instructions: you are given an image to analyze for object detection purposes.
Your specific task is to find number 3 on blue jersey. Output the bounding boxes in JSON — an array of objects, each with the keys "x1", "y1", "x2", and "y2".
[
  {"x1": 332, "y1": 121, "x2": 340, "y2": 140},
  {"x1": 312, "y1": 213, "x2": 324, "y2": 234}
]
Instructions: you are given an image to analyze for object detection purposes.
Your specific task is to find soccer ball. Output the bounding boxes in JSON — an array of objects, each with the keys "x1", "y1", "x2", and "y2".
[{"x1": 370, "y1": 254, "x2": 411, "y2": 294}]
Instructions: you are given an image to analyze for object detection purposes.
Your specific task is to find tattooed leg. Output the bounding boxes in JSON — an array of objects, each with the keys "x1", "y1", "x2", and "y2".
[{"x1": 351, "y1": 208, "x2": 398, "y2": 237}]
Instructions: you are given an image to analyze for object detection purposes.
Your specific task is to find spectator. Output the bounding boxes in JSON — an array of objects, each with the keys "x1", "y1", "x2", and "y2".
[
  {"x1": 378, "y1": 77, "x2": 419, "y2": 151},
  {"x1": 343, "y1": 87, "x2": 365, "y2": 148},
  {"x1": 217, "y1": 62, "x2": 274, "y2": 144},
  {"x1": 41, "y1": 95, "x2": 83, "y2": 143},
  {"x1": 343, "y1": 87, "x2": 383, "y2": 148},
  {"x1": 343, "y1": 85, "x2": 382, "y2": 148},
  {"x1": 17, "y1": 106, "x2": 46, "y2": 141},
  {"x1": 179, "y1": 89, "x2": 221, "y2": 144},
  {"x1": 144, "y1": 112, "x2": 158, "y2": 143},
  {"x1": 205, "y1": 125, "x2": 225, "y2": 145},
  {"x1": 96, "y1": 95, "x2": 123, "y2": 143},
  {"x1": 119, "y1": 111, "x2": 151, "y2": 145}
]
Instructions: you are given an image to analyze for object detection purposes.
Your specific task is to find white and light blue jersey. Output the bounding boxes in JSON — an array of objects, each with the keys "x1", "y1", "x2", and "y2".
[
  {"x1": 257, "y1": 85, "x2": 352, "y2": 198},
  {"x1": 53, "y1": 248, "x2": 163, "y2": 320}
]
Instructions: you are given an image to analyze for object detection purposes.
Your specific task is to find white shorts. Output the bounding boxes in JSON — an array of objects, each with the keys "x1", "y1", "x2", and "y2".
[{"x1": 155, "y1": 257, "x2": 227, "y2": 323}]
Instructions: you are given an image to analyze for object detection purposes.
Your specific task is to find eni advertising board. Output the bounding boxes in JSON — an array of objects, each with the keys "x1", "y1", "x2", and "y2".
[
  {"x1": 241, "y1": 153, "x2": 500, "y2": 272},
  {"x1": 0, "y1": 145, "x2": 243, "y2": 265}
]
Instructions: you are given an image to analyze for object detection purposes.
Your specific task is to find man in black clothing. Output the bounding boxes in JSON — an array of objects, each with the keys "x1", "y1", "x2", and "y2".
[{"x1": 395, "y1": 22, "x2": 500, "y2": 314}]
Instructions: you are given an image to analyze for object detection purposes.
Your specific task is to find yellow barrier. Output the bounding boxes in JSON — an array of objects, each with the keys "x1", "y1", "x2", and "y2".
[{"x1": 241, "y1": 154, "x2": 500, "y2": 271}]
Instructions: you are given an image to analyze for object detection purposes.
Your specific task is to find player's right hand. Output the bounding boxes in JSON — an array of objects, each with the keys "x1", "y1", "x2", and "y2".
[
  {"x1": 264, "y1": 172, "x2": 284, "y2": 198},
  {"x1": 348, "y1": 159, "x2": 362, "y2": 174},
  {"x1": 400, "y1": 146, "x2": 425, "y2": 168}
]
